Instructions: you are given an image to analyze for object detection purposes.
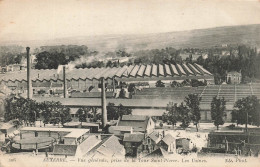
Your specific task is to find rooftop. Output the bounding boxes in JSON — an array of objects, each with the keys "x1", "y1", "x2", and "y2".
[
  {"x1": 0, "y1": 123, "x2": 14, "y2": 130},
  {"x1": 118, "y1": 115, "x2": 150, "y2": 132},
  {"x1": 21, "y1": 127, "x2": 89, "y2": 138},
  {"x1": 227, "y1": 71, "x2": 241, "y2": 75},
  {"x1": 162, "y1": 134, "x2": 175, "y2": 146},
  {"x1": 123, "y1": 133, "x2": 145, "y2": 142},
  {"x1": 112, "y1": 126, "x2": 132, "y2": 131},
  {"x1": 53, "y1": 144, "x2": 78, "y2": 156},
  {"x1": 88, "y1": 135, "x2": 125, "y2": 157},
  {"x1": 0, "y1": 63, "x2": 212, "y2": 83},
  {"x1": 148, "y1": 131, "x2": 161, "y2": 143},
  {"x1": 122, "y1": 115, "x2": 147, "y2": 121}
]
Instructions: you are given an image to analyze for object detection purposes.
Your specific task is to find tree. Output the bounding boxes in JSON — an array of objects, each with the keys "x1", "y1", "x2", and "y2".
[
  {"x1": 211, "y1": 96, "x2": 226, "y2": 130},
  {"x1": 119, "y1": 89, "x2": 127, "y2": 98},
  {"x1": 128, "y1": 83, "x2": 136, "y2": 93},
  {"x1": 155, "y1": 80, "x2": 165, "y2": 87},
  {"x1": 106, "y1": 60, "x2": 113, "y2": 67},
  {"x1": 91, "y1": 107, "x2": 99, "y2": 122},
  {"x1": 117, "y1": 104, "x2": 132, "y2": 118},
  {"x1": 178, "y1": 103, "x2": 192, "y2": 129},
  {"x1": 190, "y1": 79, "x2": 206, "y2": 87},
  {"x1": 185, "y1": 94, "x2": 201, "y2": 131},
  {"x1": 162, "y1": 102, "x2": 179, "y2": 127},
  {"x1": 107, "y1": 103, "x2": 132, "y2": 120},
  {"x1": 107, "y1": 103, "x2": 119, "y2": 120},
  {"x1": 4, "y1": 97, "x2": 40, "y2": 126},
  {"x1": 60, "y1": 107, "x2": 72, "y2": 125},
  {"x1": 116, "y1": 50, "x2": 131, "y2": 57},
  {"x1": 40, "y1": 101, "x2": 71, "y2": 125},
  {"x1": 232, "y1": 96, "x2": 260, "y2": 129},
  {"x1": 35, "y1": 51, "x2": 65, "y2": 69},
  {"x1": 76, "y1": 108, "x2": 86, "y2": 123}
]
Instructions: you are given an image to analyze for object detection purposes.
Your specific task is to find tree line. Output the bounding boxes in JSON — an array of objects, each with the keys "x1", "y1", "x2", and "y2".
[
  {"x1": 196, "y1": 45, "x2": 260, "y2": 84},
  {"x1": 0, "y1": 45, "x2": 25, "y2": 66},
  {"x1": 76, "y1": 103, "x2": 132, "y2": 123},
  {"x1": 4, "y1": 97, "x2": 132, "y2": 127},
  {"x1": 162, "y1": 94, "x2": 201, "y2": 131},
  {"x1": 162, "y1": 94, "x2": 260, "y2": 131},
  {"x1": 4, "y1": 97, "x2": 71, "y2": 126}
]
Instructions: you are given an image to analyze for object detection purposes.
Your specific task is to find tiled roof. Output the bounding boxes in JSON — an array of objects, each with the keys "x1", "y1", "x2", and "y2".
[
  {"x1": 194, "y1": 63, "x2": 212, "y2": 75},
  {"x1": 123, "y1": 133, "x2": 145, "y2": 142},
  {"x1": 162, "y1": 134, "x2": 175, "y2": 146},
  {"x1": 53, "y1": 144, "x2": 78, "y2": 156},
  {"x1": 118, "y1": 115, "x2": 149, "y2": 132},
  {"x1": 148, "y1": 131, "x2": 161, "y2": 143},
  {"x1": 78, "y1": 135, "x2": 101, "y2": 156},
  {"x1": 96, "y1": 135, "x2": 124, "y2": 157},
  {"x1": 0, "y1": 63, "x2": 211, "y2": 83},
  {"x1": 88, "y1": 135, "x2": 125, "y2": 157}
]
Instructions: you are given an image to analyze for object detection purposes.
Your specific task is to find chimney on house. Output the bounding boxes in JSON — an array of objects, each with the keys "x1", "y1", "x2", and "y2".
[
  {"x1": 26, "y1": 47, "x2": 32, "y2": 99},
  {"x1": 63, "y1": 66, "x2": 67, "y2": 98},
  {"x1": 162, "y1": 130, "x2": 165, "y2": 138},
  {"x1": 101, "y1": 77, "x2": 107, "y2": 128}
]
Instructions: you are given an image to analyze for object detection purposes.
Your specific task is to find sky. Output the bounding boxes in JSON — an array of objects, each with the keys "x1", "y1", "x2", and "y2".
[{"x1": 0, "y1": 0, "x2": 260, "y2": 42}]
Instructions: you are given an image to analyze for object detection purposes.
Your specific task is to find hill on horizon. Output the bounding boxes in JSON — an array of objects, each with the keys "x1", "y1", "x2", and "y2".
[{"x1": 1, "y1": 24, "x2": 260, "y2": 52}]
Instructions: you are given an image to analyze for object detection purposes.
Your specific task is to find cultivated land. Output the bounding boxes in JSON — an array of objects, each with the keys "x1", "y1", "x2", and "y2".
[{"x1": 1, "y1": 24, "x2": 260, "y2": 52}]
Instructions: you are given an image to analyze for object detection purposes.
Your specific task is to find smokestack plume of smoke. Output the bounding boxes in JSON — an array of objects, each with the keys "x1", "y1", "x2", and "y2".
[
  {"x1": 26, "y1": 47, "x2": 32, "y2": 99},
  {"x1": 57, "y1": 54, "x2": 104, "y2": 74}
]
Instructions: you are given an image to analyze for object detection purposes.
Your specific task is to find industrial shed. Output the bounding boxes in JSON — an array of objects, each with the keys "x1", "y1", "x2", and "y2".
[{"x1": 0, "y1": 63, "x2": 214, "y2": 93}]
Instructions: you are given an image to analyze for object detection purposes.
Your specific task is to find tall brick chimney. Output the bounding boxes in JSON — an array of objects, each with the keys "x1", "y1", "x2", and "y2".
[
  {"x1": 63, "y1": 66, "x2": 67, "y2": 98},
  {"x1": 26, "y1": 47, "x2": 32, "y2": 99},
  {"x1": 101, "y1": 77, "x2": 107, "y2": 128}
]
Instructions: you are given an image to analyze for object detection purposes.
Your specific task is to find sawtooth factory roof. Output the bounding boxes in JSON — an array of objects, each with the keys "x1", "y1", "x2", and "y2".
[{"x1": 0, "y1": 63, "x2": 212, "y2": 83}]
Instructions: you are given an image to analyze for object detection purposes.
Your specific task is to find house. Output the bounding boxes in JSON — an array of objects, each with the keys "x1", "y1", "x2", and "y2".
[
  {"x1": 226, "y1": 71, "x2": 242, "y2": 84},
  {"x1": 76, "y1": 135, "x2": 102, "y2": 157},
  {"x1": 145, "y1": 131, "x2": 162, "y2": 152},
  {"x1": 63, "y1": 129, "x2": 89, "y2": 145},
  {"x1": 53, "y1": 134, "x2": 102, "y2": 157},
  {"x1": 87, "y1": 135, "x2": 125, "y2": 158},
  {"x1": 123, "y1": 133, "x2": 145, "y2": 157},
  {"x1": 117, "y1": 115, "x2": 155, "y2": 134},
  {"x1": 158, "y1": 134, "x2": 176, "y2": 153},
  {"x1": 176, "y1": 138, "x2": 192, "y2": 151}
]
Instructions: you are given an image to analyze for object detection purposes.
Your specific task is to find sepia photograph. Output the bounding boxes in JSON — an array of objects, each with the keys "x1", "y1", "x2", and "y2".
[{"x1": 0, "y1": 0, "x2": 260, "y2": 167}]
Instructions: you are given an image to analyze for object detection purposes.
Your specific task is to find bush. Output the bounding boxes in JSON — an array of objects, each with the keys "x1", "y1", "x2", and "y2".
[
  {"x1": 191, "y1": 146, "x2": 198, "y2": 153},
  {"x1": 156, "y1": 80, "x2": 165, "y2": 87}
]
